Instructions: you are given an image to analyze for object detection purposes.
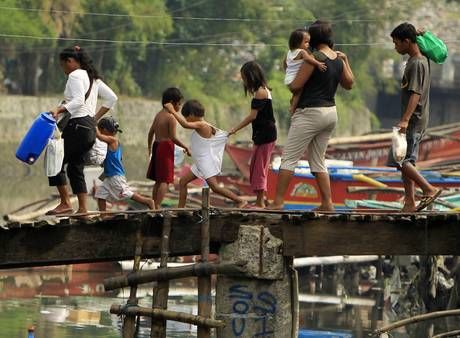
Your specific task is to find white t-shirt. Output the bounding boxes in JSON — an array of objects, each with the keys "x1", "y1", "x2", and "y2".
[
  {"x1": 284, "y1": 49, "x2": 304, "y2": 85},
  {"x1": 63, "y1": 69, "x2": 118, "y2": 119}
]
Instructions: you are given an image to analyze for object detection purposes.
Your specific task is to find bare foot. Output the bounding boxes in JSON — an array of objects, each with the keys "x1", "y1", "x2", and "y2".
[
  {"x1": 147, "y1": 199, "x2": 155, "y2": 210},
  {"x1": 401, "y1": 204, "x2": 416, "y2": 213},
  {"x1": 265, "y1": 203, "x2": 284, "y2": 210},
  {"x1": 423, "y1": 187, "x2": 440, "y2": 198},
  {"x1": 237, "y1": 200, "x2": 248, "y2": 209},
  {"x1": 45, "y1": 203, "x2": 73, "y2": 215}
]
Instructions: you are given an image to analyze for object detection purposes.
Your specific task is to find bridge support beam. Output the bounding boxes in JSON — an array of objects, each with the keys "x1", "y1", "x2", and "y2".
[{"x1": 215, "y1": 225, "x2": 297, "y2": 338}]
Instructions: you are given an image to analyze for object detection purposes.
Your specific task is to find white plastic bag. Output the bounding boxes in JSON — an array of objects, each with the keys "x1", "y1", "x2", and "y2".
[
  {"x1": 44, "y1": 129, "x2": 64, "y2": 177},
  {"x1": 86, "y1": 138, "x2": 107, "y2": 166},
  {"x1": 392, "y1": 126, "x2": 407, "y2": 163}
]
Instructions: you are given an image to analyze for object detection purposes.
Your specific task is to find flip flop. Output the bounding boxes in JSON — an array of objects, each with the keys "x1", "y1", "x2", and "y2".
[
  {"x1": 416, "y1": 189, "x2": 443, "y2": 212},
  {"x1": 45, "y1": 207, "x2": 73, "y2": 216}
]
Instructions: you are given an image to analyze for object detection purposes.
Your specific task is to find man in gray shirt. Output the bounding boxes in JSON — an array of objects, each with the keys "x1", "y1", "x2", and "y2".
[{"x1": 387, "y1": 22, "x2": 441, "y2": 212}]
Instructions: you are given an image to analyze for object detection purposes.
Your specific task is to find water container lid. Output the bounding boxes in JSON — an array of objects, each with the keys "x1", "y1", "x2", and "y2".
[{"x1": 40, "y1": 112, "x2": 56, "y2": 123}]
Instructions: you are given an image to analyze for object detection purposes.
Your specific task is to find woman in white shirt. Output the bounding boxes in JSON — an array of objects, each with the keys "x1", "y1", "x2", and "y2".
[{"x1": 46, "y1": 46, "x2": 117, "y2": 217}]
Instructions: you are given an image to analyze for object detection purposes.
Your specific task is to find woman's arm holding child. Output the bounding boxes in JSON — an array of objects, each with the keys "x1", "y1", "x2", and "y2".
[
  {"x1": 336, "y1": 51, "x2": 354, "y2": 90},
  {"x1": 288, "y1": 61, "x2": 315, "y2": 93}
]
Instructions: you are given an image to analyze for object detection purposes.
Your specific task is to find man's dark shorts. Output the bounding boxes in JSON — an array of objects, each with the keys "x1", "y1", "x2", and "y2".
[{"x1": 387, "y1": 125, "x2": 424, "y2": 168}]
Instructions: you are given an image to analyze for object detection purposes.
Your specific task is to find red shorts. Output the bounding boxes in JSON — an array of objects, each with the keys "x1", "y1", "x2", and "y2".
[{"x1": 146, "y1": 140, "x2": 174, "y2": 183}]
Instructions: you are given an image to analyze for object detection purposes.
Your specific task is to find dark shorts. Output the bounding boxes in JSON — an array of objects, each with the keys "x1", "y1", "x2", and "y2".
[
  {"x1": 146, "y1": 140, "x2": 174, "y2": 183},
  {"x1": 387, "y1": 125, "x2": 424, "y2": 168}
]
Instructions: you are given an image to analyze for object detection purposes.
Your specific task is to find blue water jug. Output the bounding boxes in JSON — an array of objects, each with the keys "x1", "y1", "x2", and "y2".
[{"x1": 16, "y1": 112, "x2": 56, "y2": 164}]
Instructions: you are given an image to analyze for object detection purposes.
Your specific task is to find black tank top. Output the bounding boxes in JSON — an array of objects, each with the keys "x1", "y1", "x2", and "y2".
[{"x1": 297, "y1": 52, "x2": 343, "y2": 108}]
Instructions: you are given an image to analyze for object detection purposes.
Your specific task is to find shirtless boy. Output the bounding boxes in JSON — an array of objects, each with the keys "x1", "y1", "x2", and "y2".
[{"x1": 147, "y1": 87, "x2": 190, "y2": 208}]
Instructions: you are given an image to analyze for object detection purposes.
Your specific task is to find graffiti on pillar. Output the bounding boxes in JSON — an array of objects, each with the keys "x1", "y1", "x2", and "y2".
[{"x1": 228, "y1": 284, "x2": 277, "y2": 337}]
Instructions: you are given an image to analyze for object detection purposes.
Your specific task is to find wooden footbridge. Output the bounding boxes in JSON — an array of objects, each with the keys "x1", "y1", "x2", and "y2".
[
  {"x1": 2, "y1": 189, "x2": 460, "y2": 338},
  {"x1": 2, "y1": 203, "x2": 460, "y2": 270}
]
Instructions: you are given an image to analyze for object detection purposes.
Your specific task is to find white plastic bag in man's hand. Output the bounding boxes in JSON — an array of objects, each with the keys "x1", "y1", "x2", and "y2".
[
  {"x1": 392, "y1": 126, "x2": 407, "y2": 163},
  {"x1": 44, "y1": 130, "x2": 64, "y2": 177}
]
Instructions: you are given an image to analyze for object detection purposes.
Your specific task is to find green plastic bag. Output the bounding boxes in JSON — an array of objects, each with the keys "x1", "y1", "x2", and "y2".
[{"x1": 416, "y1": 31, "x2": 448, "y2": 64}]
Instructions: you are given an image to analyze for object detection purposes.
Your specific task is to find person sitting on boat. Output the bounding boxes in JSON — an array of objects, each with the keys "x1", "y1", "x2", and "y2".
[
  {"x1": 95, "y1": 117, "x2": 154, "y2": 214},
  {"x1": 387, "y1": 22, "x2": 442, "y2": 212},
  {"x1": 268, "y1": 20, "x2": 354, "y2": 211},
  {"x1": 229, "y1": 61, "x2": 277, "y2": 208},
  {"x1": 165, "y1": 100, "x2": 247, "y2": 208}
]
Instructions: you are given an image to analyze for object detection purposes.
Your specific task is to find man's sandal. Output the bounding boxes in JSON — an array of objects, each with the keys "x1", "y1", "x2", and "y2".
[{"x1": 416, "y1": 189, "x2": 443, "y2": 212}]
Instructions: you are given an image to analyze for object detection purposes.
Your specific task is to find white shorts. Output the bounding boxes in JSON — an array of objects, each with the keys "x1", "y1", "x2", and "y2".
[{"x1": 95, "y1": 175, "x2": 134, "y2": 202}]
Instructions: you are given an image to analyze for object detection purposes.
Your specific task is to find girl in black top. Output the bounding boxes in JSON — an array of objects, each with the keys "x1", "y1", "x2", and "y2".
[{"x1": 229, "y1": 61, "x2": 277, "y2": 207}]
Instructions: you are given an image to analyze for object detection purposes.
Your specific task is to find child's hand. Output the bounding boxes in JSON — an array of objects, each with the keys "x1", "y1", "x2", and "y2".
[
  {"x1": 416, "y1": 27, "x2": 425, "y2": 35},
  {"x1": 336, "y1": 51, "x2": 348, "y2": 61},
  {"x1": 228, "y1": 128, "x2": 236, "y2": 136},
  {"x1": 317, "y1": 62, "x2": 327, "y2": 72},
  {"x1": 164, "y1": 102, "x2": 175, "y2": 113},
  {"x1": 184, "y1": 146, "x2": 191, "y2": 156}
]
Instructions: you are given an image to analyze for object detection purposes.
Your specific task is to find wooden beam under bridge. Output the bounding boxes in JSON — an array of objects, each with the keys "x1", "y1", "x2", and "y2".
[{"x1": 1, "y1": 209, "x2": 460, "y2": 269}]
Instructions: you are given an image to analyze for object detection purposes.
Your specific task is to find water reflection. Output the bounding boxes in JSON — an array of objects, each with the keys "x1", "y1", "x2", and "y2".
[
  {"x1": 1, "y1": 260, "x2": 460, "y2": 337},
  {"x1": 0, "y1": 263, "x2": 199, "y2": 338}
]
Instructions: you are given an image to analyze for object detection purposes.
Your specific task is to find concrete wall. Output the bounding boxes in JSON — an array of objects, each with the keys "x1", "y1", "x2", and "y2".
[{"x1": 0, "y1": 94, "x2": 172, "y2": 145}]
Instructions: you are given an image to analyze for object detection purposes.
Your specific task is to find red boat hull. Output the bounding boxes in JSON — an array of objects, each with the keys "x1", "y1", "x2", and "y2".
[
  {"x1": 226, "y1": 124, "x2": 460, "y2": 180},
  {"x1": 266, "y1": 168, "x2": 460, "y2": 209}
]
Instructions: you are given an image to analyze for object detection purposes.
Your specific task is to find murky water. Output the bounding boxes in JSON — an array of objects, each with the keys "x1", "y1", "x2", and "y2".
[{"x1": 0, "y1": 263, "x2": 200, "y2": 338}]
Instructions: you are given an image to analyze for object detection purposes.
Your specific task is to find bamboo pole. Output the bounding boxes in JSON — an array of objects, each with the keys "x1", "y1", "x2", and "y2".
[
  {"x1": 373, "y1": 309, "x2": 460, "y2": 336},
  {"x1": 432, "y1": 329, "x2": 460, "y2": 338},
  {"x1": 289, "y1": 257, "x2": 299, "y2": 338},
  {"x1": 110, "y1": 305, "x2": 225, "y2": 329},
  {"x1": 122, "y1": 228, "x2": 143, "y2": 338},
  {"x1": 150, "y1": 214, "x2": 171, "y2": 338},
  {"x1": 198, "y1": 187, "x2": 211, "y2": 338},
  {"x1": 104, "y1": 262, "x2": 246, "y2": 290}
]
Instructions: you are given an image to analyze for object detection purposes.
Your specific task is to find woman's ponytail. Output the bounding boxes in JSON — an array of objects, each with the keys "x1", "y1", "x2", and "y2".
[{"x1": 59, "y1": 46, "x2": 100, "y2": 81}]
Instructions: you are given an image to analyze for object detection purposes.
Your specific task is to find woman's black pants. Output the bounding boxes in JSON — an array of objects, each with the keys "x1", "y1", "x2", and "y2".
[{"x1": 48, "y1": 115, "x2": 96, "y2": 194}]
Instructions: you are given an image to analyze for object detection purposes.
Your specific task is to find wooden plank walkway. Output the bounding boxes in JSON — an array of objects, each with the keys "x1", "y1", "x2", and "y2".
[{"x1": 1, "y1": 208, "x2": 460, "y2": 269}]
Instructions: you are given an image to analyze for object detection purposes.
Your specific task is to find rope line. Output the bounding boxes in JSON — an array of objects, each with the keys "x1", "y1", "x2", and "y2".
[{"x1": 0, "y1": 5, "x2": 398, "y2": 23}]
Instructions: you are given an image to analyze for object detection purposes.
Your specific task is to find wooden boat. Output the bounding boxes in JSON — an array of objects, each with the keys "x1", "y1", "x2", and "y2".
[
  {"x1": 226, "y1": 122, "x2": 460, "y2": 180},
  {"x1": 266, "y1": 165, "x2": 460, "y2": 210}
]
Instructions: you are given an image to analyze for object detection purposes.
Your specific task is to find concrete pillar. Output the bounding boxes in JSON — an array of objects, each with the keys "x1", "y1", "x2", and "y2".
[{"x1": 215, "y1": 225, "x2": 297, "y2": 338}]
